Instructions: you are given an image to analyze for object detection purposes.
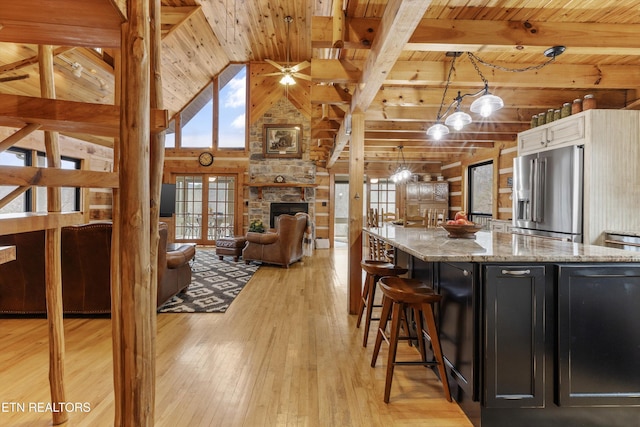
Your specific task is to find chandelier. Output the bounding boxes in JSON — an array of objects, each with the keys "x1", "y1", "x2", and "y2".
[
  {"x1": 390, "y1": 145, "x2": 412, "y2": 183},
  {"x1": 426, "y1": 46, "x2": 566, "y2": 140}
]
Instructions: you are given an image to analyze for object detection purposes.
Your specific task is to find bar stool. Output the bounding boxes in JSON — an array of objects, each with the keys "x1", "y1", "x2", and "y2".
[
  {"x1": 357, "y1": 260, "x2": 408, "y2": 347},
  {"x1": 371, "y1": 276, "x2": 451, "y2": 404}
]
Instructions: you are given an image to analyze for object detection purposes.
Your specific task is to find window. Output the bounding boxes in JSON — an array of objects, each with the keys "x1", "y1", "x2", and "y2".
[
  {"x1": 168, "y1": 64, "x2": 247, "y2": 151},
  {"x1": 175, "y1": 176, "x2": 203, "y2": 239},
  {"x1": 35, "y1": 154, "x2": 81, "y2": 212},
  {"x1": 0, "y1": 149, "x2": 29, "y2": 213},
  {"x1": 467, "y1": 161, "x2": 493, "y2": 225},
  {"x1": 181, "y1": 83, "x2": 214, "y2": 148},
  {"x1": 174, "y1": 174, "x2": 236, "y2": 242},
  {"x1": 217, "y1": 65, "x2": 246, "y2": 149},
  {"x1": 0, "y1": 148, "x2": 80, "y2": 214},
  {"x1": 206, "y1": 176, "x2": 236, "y2": 239},
  {"x1": 368, "y1": 179, "x2": 396, "y2": 219},
  {"x1": 164, "y1": 120, "x2": 176, "y2": 148}
]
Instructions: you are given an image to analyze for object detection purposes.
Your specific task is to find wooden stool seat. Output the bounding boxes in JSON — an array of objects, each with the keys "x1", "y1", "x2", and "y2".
[
  {"x1": 357, "y1": 260, "x2": 408, "y2": 347},
  {"x1": 371, "y1": 276, "x2": 451, "y2": 404},
  {"x1": 378, "y1": 277, "x2": 440, "y2": 305}
]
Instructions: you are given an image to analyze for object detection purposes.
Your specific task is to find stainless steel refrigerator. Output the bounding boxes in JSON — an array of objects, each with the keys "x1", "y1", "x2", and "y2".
[{"x1": 512, "y1": 145, "x2": 584, "y2": 242}]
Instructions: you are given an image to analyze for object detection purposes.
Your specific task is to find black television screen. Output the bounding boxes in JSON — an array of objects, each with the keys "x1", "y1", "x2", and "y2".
[{"x1": 159, "y1": 183, "x2": 176, "y2": 217}]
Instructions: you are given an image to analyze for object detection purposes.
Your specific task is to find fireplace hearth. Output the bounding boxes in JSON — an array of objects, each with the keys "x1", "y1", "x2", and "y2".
[{"x1": 269, "y1": 203, "x2": 308, "y2": 228}]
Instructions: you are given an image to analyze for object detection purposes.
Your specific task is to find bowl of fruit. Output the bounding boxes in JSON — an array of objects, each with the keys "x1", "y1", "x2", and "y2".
[{"x1": 441, "y1": 212, "x2": 483, "y2": 238}]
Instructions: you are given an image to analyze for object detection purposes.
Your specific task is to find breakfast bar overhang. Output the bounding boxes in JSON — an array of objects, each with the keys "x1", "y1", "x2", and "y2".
[{"x1": 365, "y1": 225, "x2": 640, "y2": 427}]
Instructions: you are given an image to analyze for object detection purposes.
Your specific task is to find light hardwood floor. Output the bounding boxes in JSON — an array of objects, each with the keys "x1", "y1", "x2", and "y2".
[{"x1": 0, "y1": 247, "x2": 473, "y2": 426}]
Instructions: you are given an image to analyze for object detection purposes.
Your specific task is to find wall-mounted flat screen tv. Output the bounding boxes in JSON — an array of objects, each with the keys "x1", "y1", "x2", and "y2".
[{"x1": 159, "y1": 183, "x2": 176, "y2": 217}]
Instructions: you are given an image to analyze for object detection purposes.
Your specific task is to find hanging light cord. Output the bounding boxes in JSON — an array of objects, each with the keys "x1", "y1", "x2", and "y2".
[
  {"x1": 467, "y1": 53, "x2": 488, "y2": 87},
  {"x1": 435, "y1": 55, "x2": 458, "y2": 121},
  {"x1": 399, "y1": 145, "x2": 407, "y2": 167},
  {"x1": 285, "y1": 16, "x2": 292, "y2": 67},
  {"x1": 467, "y1": 51, "x2": 559, "y2": 74}
]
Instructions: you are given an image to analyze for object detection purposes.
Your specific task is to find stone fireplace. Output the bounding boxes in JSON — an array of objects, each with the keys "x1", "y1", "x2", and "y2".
[
  {"x1": 269, "y1": 202, "x2": 309, "y2": 228},
  {"x1": 247, "y1": 97, "x2": 316, "y2": 231}
]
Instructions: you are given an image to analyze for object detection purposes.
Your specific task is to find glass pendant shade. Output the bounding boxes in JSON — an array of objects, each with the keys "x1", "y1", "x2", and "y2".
[
  {"x1": 444, "y1": 110, "x2": 472, "y2": 131},
  {"x1": 426, "y1": 123, "x2": 450, "y2": 140},
  {"x1": 279, "y1": 73, "x2": 296, "y2": 85},
  {"x1": 470, "y1": 93, "x2": 504, "y2": 117}
]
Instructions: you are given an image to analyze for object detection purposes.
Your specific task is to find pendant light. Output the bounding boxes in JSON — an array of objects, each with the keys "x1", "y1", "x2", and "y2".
[
  {"x1": 426, "y1": 46, "x2": 565, "y2": 140},
  {"x1": 390, "y1": 146, "x2": 412, "y2": 183}
]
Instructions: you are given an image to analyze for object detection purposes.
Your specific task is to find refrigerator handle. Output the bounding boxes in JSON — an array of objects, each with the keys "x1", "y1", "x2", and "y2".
[
  {"x1": 530, "y1": 158, "x2": 538, "y2": 222},
  {"x1": 536, "y1": 158, "x2": 546, "y2": 222}
]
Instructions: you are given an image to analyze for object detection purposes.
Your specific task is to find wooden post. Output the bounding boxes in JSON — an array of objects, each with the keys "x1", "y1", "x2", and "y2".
[
  {"x1": 111, "y1": 46, "x2": 123, "y2": 427},
  {"x1": 148, "y1": 0, "x2": 164, "y2": 411},
  {"x1": 116, "y1": 0, "x2": 153, "y2": 424},
  {"x1": 348, "y1": 109, "x2": 364, "y2": 314},
  {"x1": 38, "y1": 44, "x2": 68, "y2": 426}
]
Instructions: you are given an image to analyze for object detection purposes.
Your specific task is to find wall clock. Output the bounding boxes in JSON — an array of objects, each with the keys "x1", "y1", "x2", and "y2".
[
  {"x1": 274, "y1": 175, "x2": 286, "y2": 183},
  {"x1": 198, "y1": 152, "x2": 214, "y2": 166}
]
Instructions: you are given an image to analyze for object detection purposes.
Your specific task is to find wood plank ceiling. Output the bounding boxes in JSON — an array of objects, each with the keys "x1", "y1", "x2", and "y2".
[{"x1": 1, "y1": 0, "x2": 639, "y2": 175}]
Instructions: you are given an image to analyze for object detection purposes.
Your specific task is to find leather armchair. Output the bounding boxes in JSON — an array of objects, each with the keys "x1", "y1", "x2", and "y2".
[
  {"x1": 242, "y1": 213, "x2": 308, "y2": 268},
  {"x1": 0, "y1": 222, "x2": 194, "y2": 314}
]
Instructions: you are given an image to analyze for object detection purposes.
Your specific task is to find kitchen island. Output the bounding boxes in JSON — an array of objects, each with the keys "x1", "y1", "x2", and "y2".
[{"x1": 365, "y1": 225, "x2": 640, "y2": 427}]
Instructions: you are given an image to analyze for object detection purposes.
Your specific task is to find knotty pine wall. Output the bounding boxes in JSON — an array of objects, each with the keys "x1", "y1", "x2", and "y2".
[{"x1": 440, "y1": 141, "x2": 517, "y2": 221}]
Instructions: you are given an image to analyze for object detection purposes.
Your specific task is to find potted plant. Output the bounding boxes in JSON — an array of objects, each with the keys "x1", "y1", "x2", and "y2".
[{"x1": 249, "y1": 218, "x2": 265, "y2": 233}]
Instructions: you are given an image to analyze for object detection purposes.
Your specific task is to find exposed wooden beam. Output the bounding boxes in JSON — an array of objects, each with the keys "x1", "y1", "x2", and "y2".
[
  {"x1": 310, "y1": 85, "x2": 352, "y2": 105},
  {"x1": 328, "y1": 0, "x2": 434, "y2": 168},
  {"x1": 311, "y1": 59, "x2": 640, "y2": 90},
  {"x1": 0, "y1": 166, "x2": 119, "y2": 188},
  {"x1": 0, "y1": 212, "x2": 84, "y2": 235},
  {"x1": 0, "y1": 123, "x2": 42, "y2": 153},
  {"x1": 0, "y1": 47, "x2": 76, "y2": 74},
  {"x1": 0, "y1": 1, "x2": 124, "y2": 48},
  {"x1": 0, "y1": 185, "x2": 29, "y2": 209},
  {"x1": 368, "y1": 87, "x2": 629, "y2": 109},
  {"x1": 312, "y1": 17, "x2": 640, "y2": 55},
  {"x1": 0, "y1": 94, "x2": 167, "y2": 137},
  {"x1": 365, "y1": 120, "x2": 526, "y2": 134}
]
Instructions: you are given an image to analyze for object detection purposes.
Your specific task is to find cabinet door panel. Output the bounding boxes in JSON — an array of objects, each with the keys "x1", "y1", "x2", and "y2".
[
  {"x1": 547, "y1": 115, "x2": 585, "y2": 148},
  {"x1": 418, "y1": 182, "x2": 435, "y2": 200},
  {"x1": 557, "y1": 265, "x2": 640, "y2": 407},
  {"x1": 484, "y1": 265, "x2": 546, "y2": 408},
  {"x1": 438, "y1": 262, "x2": 478, "y2": 400},
  {"x1": 518, "y1": 127, "x2": 547, "y2": 154}
]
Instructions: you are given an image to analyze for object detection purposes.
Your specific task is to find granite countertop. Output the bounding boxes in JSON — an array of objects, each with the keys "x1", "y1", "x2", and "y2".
[{"x1": 365, "y1": 224, "x2": 640, "y2": 263}]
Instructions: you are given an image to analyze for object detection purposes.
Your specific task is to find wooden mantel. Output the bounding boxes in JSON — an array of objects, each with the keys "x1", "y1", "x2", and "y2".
[{"x1": 244, "y1": 182, "x2": 317, "y2": 201}]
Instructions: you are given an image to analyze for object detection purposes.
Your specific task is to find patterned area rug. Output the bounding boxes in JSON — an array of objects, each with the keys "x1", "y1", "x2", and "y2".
[{"x1": 158, "y1": 249, "x2": 259, "y2": 313}]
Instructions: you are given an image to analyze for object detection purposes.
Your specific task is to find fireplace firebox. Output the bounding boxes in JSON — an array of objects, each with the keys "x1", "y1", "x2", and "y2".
[{"x1": 269, "y1": 203, "x2": 308, "y2": 228}]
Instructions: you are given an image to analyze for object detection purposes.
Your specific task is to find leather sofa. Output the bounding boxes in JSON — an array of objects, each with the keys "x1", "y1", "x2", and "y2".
[
  {"x1": 242, "y1": 213, "x2": 308, "y2": 268},
  {"x1": 0, "y1": 222, "x2": 195, "y2": 314}
]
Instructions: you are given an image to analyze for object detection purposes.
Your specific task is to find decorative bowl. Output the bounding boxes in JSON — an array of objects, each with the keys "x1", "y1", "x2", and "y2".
[{"x1": 441, "y1": 223, "x2": 483, "y2": 238}]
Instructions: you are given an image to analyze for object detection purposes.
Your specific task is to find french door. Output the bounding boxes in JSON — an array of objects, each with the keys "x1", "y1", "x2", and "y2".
[{"x1": 174, "y1": 174, "x2": 237, "y2": 243}]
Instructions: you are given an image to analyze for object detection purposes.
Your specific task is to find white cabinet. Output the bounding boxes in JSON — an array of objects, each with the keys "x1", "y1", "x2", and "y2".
[
  {"x1": 517, "y1": 109, "x2": 640, "y2": 245},
  {"x1": 490, "y1": 219, "x2": 513, "y2": 233},
  {"x1": 518, "y1": 114, "x2": 585, "y2": 154}
]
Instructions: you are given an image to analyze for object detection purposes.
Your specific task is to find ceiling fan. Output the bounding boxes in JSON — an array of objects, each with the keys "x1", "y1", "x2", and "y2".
[{"x1": 260, "y1": 16, "x2": 311, "y2": 85}]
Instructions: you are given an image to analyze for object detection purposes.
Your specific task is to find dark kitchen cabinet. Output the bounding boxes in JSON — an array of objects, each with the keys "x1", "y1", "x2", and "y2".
[
  {"x1": 483, "y1": 265, "x2": 547, "y2": 408},
  {"x1": 557, "y1": 265, "x2": 640, "y2": 407},
  {"x1": 438, "y1": 262, "x2": 479, "y2": 400}
]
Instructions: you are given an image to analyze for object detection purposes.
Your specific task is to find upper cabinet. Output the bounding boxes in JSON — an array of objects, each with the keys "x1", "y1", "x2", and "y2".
[{"x1": 518, "y1": 114, "x2": 586, "y2": 154}]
